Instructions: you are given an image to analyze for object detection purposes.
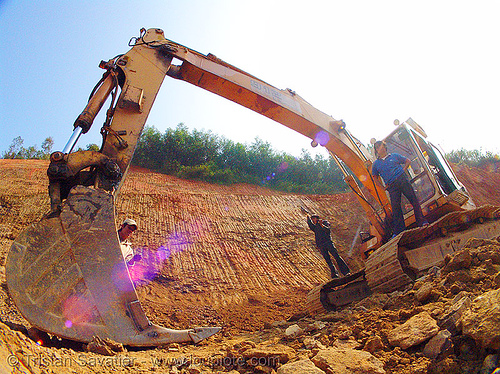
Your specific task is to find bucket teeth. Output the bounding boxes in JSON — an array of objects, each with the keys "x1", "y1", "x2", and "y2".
[{"x1": 188, "y1": 327, "x2": 222, "y2": 344}]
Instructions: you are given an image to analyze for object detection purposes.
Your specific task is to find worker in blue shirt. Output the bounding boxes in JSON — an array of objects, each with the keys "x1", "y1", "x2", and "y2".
[{"x1": 372, "y1": 141, "x2": 427, "y2": 236}]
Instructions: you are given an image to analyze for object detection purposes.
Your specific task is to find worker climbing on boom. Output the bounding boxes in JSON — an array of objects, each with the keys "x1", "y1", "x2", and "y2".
[
  {"x1": 118, "y1": 218, "x2": 142, "y2": 266},
  {"x1": 372, "y1": 140, "x2": 428, "y2": 236},
  {"x1": 307, "y1": 214, "x2": 350, "y2": 279}
]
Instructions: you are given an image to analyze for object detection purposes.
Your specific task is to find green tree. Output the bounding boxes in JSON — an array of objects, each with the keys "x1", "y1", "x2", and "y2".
[
  {"x1": 446, "y1": 148, "x2": 499, "y2": 168},
  {"x1": 3, "y1": 136, "x2": 24, "y2": 159},
  {"x1": 41, "y1": 137, "x2": 54, "y2": 154},
  {"x1": 86, "y1": 143, "x2": 100, "y2": 152},
  {"x1": 133, "y1": 126, "x2": 166, "y2": 171},
  {"x1": 247, "y1": 138, "x2": 280, "y2": 179}
]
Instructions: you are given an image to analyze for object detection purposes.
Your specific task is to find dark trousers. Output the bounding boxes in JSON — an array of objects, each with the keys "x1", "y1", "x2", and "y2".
[
  {"x1": 319, "y1": 243, "x2": 350, "y2": 278},
  {"x1": 388, "y1": 173, "x2": 425, "y2": 235}
]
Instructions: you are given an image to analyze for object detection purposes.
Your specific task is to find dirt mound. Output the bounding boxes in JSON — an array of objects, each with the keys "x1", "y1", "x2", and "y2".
[
  {"x1": 0, "y1": 159, "x2": 499, "y2": 373},
  {"x1": 452, "y1": 162, "x2": 500, "y2": 206}
]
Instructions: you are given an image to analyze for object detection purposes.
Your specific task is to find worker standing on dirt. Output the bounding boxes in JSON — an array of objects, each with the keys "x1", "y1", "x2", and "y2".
[
  {"x1": 307, "y1": 214, "x2": 351, "y2": 279},
  {"x1": 118, "y1": 218, "x2": 142, "y2": 266},
  {"x1": 372, "y1": 141, "x2": 427, "y2": 236}
]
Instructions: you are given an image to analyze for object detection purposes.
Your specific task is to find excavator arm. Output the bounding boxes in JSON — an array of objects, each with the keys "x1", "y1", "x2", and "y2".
[
  {"x1": 7, "y1": 28, "x2": 395, "y2": 346},
  {"x1": 95, "y1": 28, "x2": 388, "y2": 234}
]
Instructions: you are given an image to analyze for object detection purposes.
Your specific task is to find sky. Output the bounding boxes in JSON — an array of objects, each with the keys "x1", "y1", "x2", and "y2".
[{"x1": 1, "y1": 0, "x2": 499, "y2": 159}]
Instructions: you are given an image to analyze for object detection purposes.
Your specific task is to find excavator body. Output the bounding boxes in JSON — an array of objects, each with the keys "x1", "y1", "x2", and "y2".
[
  {"x1": 307, "y1": 122, "x2": 500, "y2": 313},
  {"x1": 6, "y1": 28, "x2": 500, "y2": 343}
]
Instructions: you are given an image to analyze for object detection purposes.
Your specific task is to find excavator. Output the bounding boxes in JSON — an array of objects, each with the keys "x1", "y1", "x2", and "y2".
[{"x1": 6, "y1": 28, "x2": 500, "y2": 346}]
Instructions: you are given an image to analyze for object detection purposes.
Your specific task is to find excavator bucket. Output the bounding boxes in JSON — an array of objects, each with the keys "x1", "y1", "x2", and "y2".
[{"x1": 6, "y1": 185, "x2": 220, "y2": 346}]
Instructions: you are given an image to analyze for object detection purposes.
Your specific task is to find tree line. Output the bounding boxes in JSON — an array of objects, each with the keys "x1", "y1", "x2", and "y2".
[
  {"x1": 2, "y1": 136, "x2": 55, "y2": 160},
  {"x1": 445, "y1": 148, "x2": 500, "y2": 169},
  {"x1": 2, "y1": 136, "x2": 99, "y2": 160},
  {"x1": 132, "y1": 124, "x2": 347, "y2": 194},
  {"x1": 3, "y1": 125, "x2": 499, "y2": 194}
]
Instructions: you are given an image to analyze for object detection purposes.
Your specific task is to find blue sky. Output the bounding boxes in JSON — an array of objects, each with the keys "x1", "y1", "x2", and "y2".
[{"x1": 1, "y1": 0, "x2": 499, "y2": 158}]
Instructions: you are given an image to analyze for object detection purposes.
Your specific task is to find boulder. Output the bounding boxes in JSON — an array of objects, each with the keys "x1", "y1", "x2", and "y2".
[
  {"x1": 311, "y1": 347, "x2": 385, "y2": 374},
  {"x1": 303, "y1": 337, "x2": 325, "y2": 350},
  {"x1": 307, "y1": 320, "x2": 327, "y2": 331},
  {"x1": 461, "y1": 288, "x2": 500, "y2": 350},
  {"x1": 277, "y1": 359, "x2": 325, "y2": 374},
  {"x1": 443, "y1": 249, "x2": 472, "y2": 273},
  {"x1": 242, "y1": 343, "x2": 296, "y2": 367},
  {"x1": 415, "y1": 283, "x2": 434, "y2": 303},
  {"x1": 423, "y1": 330, "x2": 452, "y2": 358},
  {"x1": 439, "y1": 292, "x2": 472, "y2": 334},
  {"x1": 387, "y1": 311, "x2": 439, "y2": 349},
  {"x1": 86, "y1": 336, "x2": 124, "y2": 356},
  {"x1": 479, "y1": 354, "x2": 499, "y2": 374},
  {"x1": 284, "y1": 324, "x2": 304, "y2": 338},
  {"x1": 363, "y1": 335, "x2": 384, "y2": 353}
]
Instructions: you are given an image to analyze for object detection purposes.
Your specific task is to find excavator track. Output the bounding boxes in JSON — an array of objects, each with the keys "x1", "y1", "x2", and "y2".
[
  {"x1": 366, "y1": 204, "x2": 500, "y2": 293},
  {"x1": 306, "y1": 270, "x2": 371, "y2": 313},
  {"x1": 6, "y1": 186, "x2": 220, "y2": 346},
  {"x1": 307, "y1": 205, "x2": 500, "y2": 313}
]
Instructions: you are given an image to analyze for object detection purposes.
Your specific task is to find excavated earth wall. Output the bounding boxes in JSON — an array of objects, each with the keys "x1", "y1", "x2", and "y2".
[
  {"x1": 1, "y1": 159, "x2": 500, "y2": 374},
  {"x1": 0, "y1": 160, "x2": 367, "y2": 334}
]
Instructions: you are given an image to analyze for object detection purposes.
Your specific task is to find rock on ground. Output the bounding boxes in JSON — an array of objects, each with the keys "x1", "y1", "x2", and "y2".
[
  {"x1": 277, "y1": 358, "x2": 326, "y2": 374},
  {"x1": 423, "y1": 329, "x2": 452, "y2": 358},
  {"x1": 311, "y1": 347, "x2": 386, "y2": 374},
  {"x1": 387, "y1": 311, "x2": 439, "y2": 349},
  {"x1": 461, "y1": 288, "x2": 500, "y2": 350}
]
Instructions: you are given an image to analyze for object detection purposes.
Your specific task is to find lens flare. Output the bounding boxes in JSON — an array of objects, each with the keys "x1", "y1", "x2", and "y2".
[
  {"x1": 112, "y1": 261, "x2": 136, "y2": 291},
  {"x1": 125, "y1": 230, "x2": 197, "y2": 286},
  {"x1": 62, "y1": 294, "x2": 94, "y2": 327},
  {"x1": 314, "y1": 131, "x2": 330, "y2": 146},
  {"x1": 278, "y1": 162, "x2": 289, "y2": 172}
]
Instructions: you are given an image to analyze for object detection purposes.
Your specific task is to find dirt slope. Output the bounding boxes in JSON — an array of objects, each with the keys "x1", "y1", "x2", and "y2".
[
  {"x1": 0, "y1": 160, "x2": 368, "y2": 335},
  {"x1": 1, "y1": 159, "x2": 499, "y2": 374},
  {"x1": 451, "y1": 162, "x2": 500, "y2": 206}
]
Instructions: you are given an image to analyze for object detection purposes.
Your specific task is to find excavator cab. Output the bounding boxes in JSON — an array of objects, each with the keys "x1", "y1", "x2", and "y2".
[{"x1": 382, "y1": 119, "x2": 474, "y2": 228}]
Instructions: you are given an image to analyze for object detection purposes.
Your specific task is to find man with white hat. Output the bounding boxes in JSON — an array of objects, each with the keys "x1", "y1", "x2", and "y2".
[{"x1": 118, "y1": 218, "x2": 141, "y2": 266}]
